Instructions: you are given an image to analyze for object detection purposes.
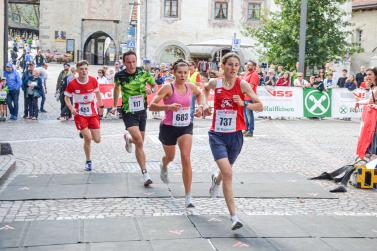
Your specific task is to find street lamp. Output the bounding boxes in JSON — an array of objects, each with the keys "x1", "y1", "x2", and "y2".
[
  {"x1": 298, "y1": 0, "x2": 308, "y2": 74},
  {"x1": 129, "y1": 0, "x2": 141, "y2": 65}
]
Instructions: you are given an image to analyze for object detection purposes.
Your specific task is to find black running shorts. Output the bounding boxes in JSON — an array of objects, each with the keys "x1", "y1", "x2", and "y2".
[{"x1": 159, "y1": 123, "x2": 193, "y2": 146}]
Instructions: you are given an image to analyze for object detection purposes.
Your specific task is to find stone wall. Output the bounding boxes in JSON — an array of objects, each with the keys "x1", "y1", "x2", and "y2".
[
  {"x1": 39, "y1": 0, "x2": 83, "y2": 54},
  {"x1": 0, "y1": 0, "x2": 4, "y2": 71},
  {"x1": 140, "y1": 0, "x2": 263, "y2": 64},
  {"x1": 39, "y1": 0, "x2": 131, "y2": 62}
]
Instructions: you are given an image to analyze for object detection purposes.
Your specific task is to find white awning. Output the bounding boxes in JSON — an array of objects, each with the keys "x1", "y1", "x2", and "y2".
[
  {"x1": 186, "y1": 45, "x2": 215, "y2": 58},
  {"x1": 187, "y1": 39, "x2": 255, "y2": 48}
]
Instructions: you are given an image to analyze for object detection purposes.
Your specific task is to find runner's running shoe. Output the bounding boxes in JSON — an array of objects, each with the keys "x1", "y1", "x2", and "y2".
[
  {"x1": 85, "y1": 161, "x2": 92, "y2": 171},
  {"x1": 231, "y1": 220, "x2": 243, "y2": 231},
  {"x1": 185, "y1": 196, "x2": 195, "y2": 208},
  {"x1": 124, "y1": 132, "x2": 133, "y2": 153},
  {"x1": 209, "y1": 173, "x2": 220, "y2": 198},
  {"x1": 160, "y1": 163, "x2": 169, "y2": 184},
  {"x1": 142, "y1": 170, "x2": 153, "y2": 187}
]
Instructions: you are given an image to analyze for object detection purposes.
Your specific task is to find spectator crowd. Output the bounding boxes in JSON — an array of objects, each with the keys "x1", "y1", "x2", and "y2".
[{"x1": 1, "y1": 50, "x2": 373, "y2": 129}]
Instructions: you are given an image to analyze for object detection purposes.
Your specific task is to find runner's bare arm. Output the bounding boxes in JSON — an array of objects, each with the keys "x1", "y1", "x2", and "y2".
[
  {"x1": 95, "y1": 90, "x2": 104, "y2": 108},
  {"x1": 149, "y1": 84, "x2": 181, "y2": 112},
  {"x1": 64, "y1": 95, "x2": 77, "y2": 116},
  {"x1": 240, "y1": 80, "x2": 263, "y2": 112},
  {"x1": 188, "y1": 83, "x2": 203, "y2": 117},
  {"x1": 149, "y1": 82, "x2": 158, "y2": 93},
  {"x1": 188, "y1": 83, "x2": 203, "y2": 105},
  {"x1": 112, "y1": 85, "x2": 121, "y2": 109},
  {"x1": 203, "y1": 78, "x2": 216, "y2": 106},
  {"x1": 146, "y1": 81, "x2": 157, "y2": 95},
  {"x1": 202, "y1": 78, "x2": 216, "y2": 116}
]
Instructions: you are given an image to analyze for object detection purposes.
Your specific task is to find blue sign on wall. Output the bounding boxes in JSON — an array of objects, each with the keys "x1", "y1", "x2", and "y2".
[
  {"x1": 128, "y1": 27, "x2": 136, "y2": 36},
  {"x1": 127, "y1": 40, "x2": 136, "y2": 48}
]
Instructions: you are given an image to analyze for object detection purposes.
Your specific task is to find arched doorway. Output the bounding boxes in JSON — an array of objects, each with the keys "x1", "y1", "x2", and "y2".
[
  {"x1": 159, "y1": 45, "x2": 186, "y2": 63},
  {"x1": 84, "y1": 32, "x2": 116, "y2": 65},
  {"x1": 213, "y1": 48, "x2": 232, "y2": 66}
]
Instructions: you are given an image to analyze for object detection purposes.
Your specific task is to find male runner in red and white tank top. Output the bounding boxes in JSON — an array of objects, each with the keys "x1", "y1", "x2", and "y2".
[{"x1": 64, "y1": 60, "x2": 104, "y2": 171}]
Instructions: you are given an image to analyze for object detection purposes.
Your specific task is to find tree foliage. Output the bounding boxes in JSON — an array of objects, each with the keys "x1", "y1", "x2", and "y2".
[
  {"x1": 244, "y1": 0, "x2": 354, "y2": 69},
  {"x1": 9, "y1": 4, "x2": 39, "y2": 27}
]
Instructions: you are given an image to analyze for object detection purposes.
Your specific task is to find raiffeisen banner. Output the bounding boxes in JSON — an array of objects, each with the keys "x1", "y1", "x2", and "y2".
[
  {"x1": 257, "y1": 86, "x2": 304, "y2": 117},
  {"x1": 332, "y1": 88, "x2": 366, "y2": 118}
]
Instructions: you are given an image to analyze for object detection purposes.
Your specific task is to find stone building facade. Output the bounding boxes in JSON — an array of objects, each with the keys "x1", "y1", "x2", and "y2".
[
  {"x1": 38, "y1": 0, "x2": 132, "y2": 65},
  {"x1": 139, "y1": 0, "x2": 274, "y2": 66},
  {"x1": 1, "y1": 0, "x2": 4, "y2": 70},
  {"x1": 351, "y1": 0, "x2": 377, "y2": 72}
]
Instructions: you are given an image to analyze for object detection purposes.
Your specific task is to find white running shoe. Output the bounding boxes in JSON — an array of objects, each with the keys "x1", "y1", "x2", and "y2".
[
  {"x1": 142, "y1": 171, "x2": 153, "y2": 187},
  {"x1": 209, "y1": 173, "x2": 220, "y2": 198},
  {"x1": 124, "y1": 132, "x2": 133, "y2": 153},
  {"x1": 185, "y1": 196, "x2": 195, "y2": 208},
  {"x1": 160, "y1": 163, "x2": 169, "y2": 184}
]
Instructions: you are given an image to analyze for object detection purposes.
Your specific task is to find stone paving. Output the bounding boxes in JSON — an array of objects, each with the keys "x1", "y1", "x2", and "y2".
[{"x1": 0, "y1": 64, "x2": 377, "y2": 224}]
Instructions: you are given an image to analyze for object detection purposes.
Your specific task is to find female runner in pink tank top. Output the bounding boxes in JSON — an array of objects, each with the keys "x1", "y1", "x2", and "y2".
[
  {"x1": 203, "y1": 53, "x2": 263, "y2": 230},
  {"x1": 150, "y1": 59, "x2": 203, "y2": 208}
]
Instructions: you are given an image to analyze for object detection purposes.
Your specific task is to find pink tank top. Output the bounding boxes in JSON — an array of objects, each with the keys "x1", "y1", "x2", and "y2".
[{"x1": 162, "y1": 83, "x2": 192, "y2": 126}]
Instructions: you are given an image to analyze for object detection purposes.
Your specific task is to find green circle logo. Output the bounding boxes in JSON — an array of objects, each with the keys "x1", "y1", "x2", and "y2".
[
  {"x1": 304, "y1": 90, "x2": 330, "y2": 116},
  {"x1": 339, "y1": 105, "x2": 348, "y2": 114}
]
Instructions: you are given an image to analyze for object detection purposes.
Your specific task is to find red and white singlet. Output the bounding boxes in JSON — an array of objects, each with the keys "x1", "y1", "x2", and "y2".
[{"x1": 210, "y1": 77, "x2": 246, "y2": 133}]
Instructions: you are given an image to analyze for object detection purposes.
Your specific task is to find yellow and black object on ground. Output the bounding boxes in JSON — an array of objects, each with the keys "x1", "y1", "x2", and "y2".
[{"x1": 351, "y1": 165, "x2": 377, "y2": 189}]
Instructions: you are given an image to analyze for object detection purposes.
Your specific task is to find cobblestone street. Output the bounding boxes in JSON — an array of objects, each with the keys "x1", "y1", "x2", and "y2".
[{"x1": 0, "y1": 64, "x2": 376, "y2": 225}]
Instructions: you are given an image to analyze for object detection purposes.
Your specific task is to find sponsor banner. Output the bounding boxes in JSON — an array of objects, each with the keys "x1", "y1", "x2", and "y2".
[
  {"x1": 303, "y1": 88, "x2": 332, "y2": 118},
  {"x1": 257, "y1": 86, "x2": 303, "y2": 117},
  {"x1": 98, "y1": 84, "x2": 122, "y2": 108},
  {"x1": 332, "y1": 88, "x2": 366, "y2": 118}
]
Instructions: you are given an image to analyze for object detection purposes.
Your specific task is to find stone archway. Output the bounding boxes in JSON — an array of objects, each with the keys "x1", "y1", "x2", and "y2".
[
  {"x1": 154, "y1": 41, "x2": 189, "y2": 64},
  {"x1": 212, "y1": 48, "x2": 231, "y2": 66},
  {"x1": 212, "y1": 48, "x2": 246, "y2": 67},
  {"x1": 159, "y1": 45, "x2": 186, "y2": 64},
  {"x1": 83, "y1": 31, "x2": 116, "y2": 65}
]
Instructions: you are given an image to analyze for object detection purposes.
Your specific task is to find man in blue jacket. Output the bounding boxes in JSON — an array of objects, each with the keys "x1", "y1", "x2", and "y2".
[{"x1": 4, "y1": 63, "x2": 22, "y2": 120}]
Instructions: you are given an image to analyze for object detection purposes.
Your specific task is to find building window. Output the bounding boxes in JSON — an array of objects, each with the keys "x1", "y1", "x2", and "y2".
[
  {"x1": 356, "y1": 29, "x2": 362, "y2": 46},
  {"x1": 247, "y1": 3, "x2": 261, "y2": 20},
  {"x1": 164, "y1": 0, "x2": 178, "y2": 18},
  {"x1": 215, "y1": 1, "x2": 228, "y2": 20},
  {"x1": 353, "y1": 29, "x2": 362, "y2": 48}
]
